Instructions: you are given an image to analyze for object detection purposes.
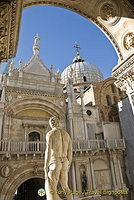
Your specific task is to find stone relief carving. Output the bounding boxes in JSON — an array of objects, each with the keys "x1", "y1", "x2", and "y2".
[
  {"x1": 1, "y1": 165, "x2": 12, "y2": 177},
  {"x1": 124, "y1": 32, "x2": 134, "y2": 50},
  {"x1": 100, "y1": 3, "x2": 116, "y2": 21},
  {"x1": 0, "y1": 1, "x2": 11, "y2": 62},
  {"x1": 97, "y1": 1, "x2": 120, "y2": 25}
]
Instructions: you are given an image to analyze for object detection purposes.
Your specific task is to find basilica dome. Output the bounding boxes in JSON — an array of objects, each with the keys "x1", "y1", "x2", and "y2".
[{"x1": 61, "y1": 52, "x2": 104, "y2": 85}]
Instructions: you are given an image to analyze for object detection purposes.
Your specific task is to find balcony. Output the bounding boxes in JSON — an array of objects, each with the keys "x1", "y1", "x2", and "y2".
[{"x1": 0, "y1": 139, "x2": 125, "y2": 153}]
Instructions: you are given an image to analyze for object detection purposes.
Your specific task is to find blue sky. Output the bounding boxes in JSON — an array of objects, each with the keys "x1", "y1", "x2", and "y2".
[{"x1": 0, "y1": 6, "x2": 118, "y2": 79}]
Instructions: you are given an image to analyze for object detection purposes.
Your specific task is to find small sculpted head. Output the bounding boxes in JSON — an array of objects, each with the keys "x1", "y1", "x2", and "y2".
[{"x1": 49, "y1": 116, "x2": 60, "y2": 128}]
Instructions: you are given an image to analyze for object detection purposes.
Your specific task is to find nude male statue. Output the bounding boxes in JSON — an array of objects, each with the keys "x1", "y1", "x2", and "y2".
[{"x1": 44, "y1": 116, "x2": 73, "y2": 200}]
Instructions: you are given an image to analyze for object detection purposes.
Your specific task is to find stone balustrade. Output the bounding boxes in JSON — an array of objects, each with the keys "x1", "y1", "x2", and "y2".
[{"x1": 0, "y1": 139, "x2": 125, "y2": 153}]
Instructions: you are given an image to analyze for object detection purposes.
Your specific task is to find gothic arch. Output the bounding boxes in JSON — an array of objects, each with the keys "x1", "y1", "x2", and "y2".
[{"x1": 6, "y1": 97, "x2": 65, "y2": 118}]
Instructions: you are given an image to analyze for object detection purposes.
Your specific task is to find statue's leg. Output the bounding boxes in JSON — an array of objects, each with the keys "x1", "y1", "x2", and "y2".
[
  {"x1": 45, "y1": 162, "x2": 62, "y2": 200},
  {"x1": 59, "y1": 160, "x2": 74, "y2": 200}
]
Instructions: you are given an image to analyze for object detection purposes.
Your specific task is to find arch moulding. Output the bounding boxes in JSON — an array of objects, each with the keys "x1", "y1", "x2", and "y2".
[
  {"x1": 0, "y1": 0, "x2": 134, "y2": 63},
  {"x1": 1, "y1": 166, "x2": 44, "y2": 200}
]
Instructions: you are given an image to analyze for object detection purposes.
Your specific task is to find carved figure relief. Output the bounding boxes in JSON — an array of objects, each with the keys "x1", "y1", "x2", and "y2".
[
  {"x1": 100, "y1": 3, "x2": 116, "y2": 21},
  {"x1": 97, "y1": 1, "x2": 120, "y2": 25},
  {"x1": 124, "y1": 32, "x2": 134, "y2": 50}
]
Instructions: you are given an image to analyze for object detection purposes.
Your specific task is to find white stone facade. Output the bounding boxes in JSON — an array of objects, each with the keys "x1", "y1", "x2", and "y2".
[{"x1": 0, "y1": 36, "x2": 128, "y2": 200}]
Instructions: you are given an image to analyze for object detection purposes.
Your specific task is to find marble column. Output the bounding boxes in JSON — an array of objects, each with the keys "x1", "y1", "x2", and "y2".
[
  {"x1": 89, "y1": 157, "x2": 96, "y2": 190},
  {"x1": 109, "y1": 155, "x2": 116, "y2": 189},
  {"x1": 0, "y1": 103, "x2": 4, "y2": 140},
  {"x1": 71, "y1": 161, "x2": 77, "y2": 191},
  {"x1": 117, "y1": 159, "x2": 124, "y2": 188}
]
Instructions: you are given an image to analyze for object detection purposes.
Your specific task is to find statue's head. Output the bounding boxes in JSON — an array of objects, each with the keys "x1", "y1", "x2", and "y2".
[{"x1": 49, "y1": 116, "x2": 60, "y2": 128}]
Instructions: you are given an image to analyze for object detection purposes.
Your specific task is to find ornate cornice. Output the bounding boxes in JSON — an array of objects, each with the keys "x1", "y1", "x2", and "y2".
[
  {"x1": 112, "y1": 53, "x2": 134, "y2": 94},
  {"x1": 112, "y1": 53, "x2": 134, "y2": 79}
]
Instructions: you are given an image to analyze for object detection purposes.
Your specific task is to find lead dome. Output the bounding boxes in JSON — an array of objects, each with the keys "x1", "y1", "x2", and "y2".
[{"x1": 61, "y1": 51, "x2": 104, "y2": 85}]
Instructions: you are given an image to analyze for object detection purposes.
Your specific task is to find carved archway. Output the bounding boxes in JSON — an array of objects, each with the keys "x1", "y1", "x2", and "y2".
[
  {"x1": 1, "y1": 169, "x2": 44, "y2": 200},
  {"x1": 1, "y1": 0, "x2": 134, "y2": 63}
]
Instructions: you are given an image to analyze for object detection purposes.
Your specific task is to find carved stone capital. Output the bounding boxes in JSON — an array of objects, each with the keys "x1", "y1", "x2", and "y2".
[{"x1": 112, "y1": 53, "x2": 134, "y2": 95}]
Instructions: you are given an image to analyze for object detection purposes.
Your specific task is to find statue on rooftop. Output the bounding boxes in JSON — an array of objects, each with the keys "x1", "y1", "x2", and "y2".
[{"x1": 34, "y1": 33, "x2": 40, "y2": 46}]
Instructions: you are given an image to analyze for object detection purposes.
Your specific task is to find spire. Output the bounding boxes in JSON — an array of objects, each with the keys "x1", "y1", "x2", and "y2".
[
  {"x1": 74, "y1": 42, "x2": 80, "y2": 56},
  {"x1": 33, "y1": 34, "x2": 40, "y2": 55},
  {"x1": 73, "y1": 42, "x2": 84, "y2": 63},
  {"x1": 19, "y1": 59, "x2": 23, "y2": 71},
  {"x1": 9, "y1": 60, "x2": 14, "y2": 76}
]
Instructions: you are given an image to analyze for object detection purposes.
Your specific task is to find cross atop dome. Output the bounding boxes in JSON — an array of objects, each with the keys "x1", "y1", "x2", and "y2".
[
  {"x1": 33, "y1": 34, "x2": 40, "y2": 55},
  {"x1": 74, "y1": 42, "x2": 80, "y2": 56}
]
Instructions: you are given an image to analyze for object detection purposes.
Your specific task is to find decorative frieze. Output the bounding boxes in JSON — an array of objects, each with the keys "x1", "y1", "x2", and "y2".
[{"x1": 5, "y1": 86, "x2": 65, "y2": 99}]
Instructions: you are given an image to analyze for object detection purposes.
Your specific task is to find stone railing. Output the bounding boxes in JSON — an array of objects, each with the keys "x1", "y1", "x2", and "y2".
[
  {"x1": 0, "y1": 139, "x2": 125, "y2": 153},
  {"x1": 72, "y1": 139, "x2": 125, "y2": 150}
]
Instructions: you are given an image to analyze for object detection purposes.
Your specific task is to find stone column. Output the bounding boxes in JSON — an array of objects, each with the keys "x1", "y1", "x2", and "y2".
[
  {"x1": 0, "y1": 102, "x2": 4, "y2": 140},
  {"x1": 117, "y1": 159, "x2": 125, "y2": 188},
  {"x1": 71, "y1": 161, "x2": 77, "y2": 191},
  {"x1": 109, "y1": 155, "x2": 117, "y2": 189},
  {"x1": 83, "y1": 117, "x2": 88, "y2": 140},
  {"x1": 67, "y1": 115, "x2": 74, "y2": 139},
  {"x1": 87, "y1": 157, "x2": 93, "y2": 190},
  {"x1": 24, "y1": 124, "x2": 28, "y2": 141},
  {"x1": 89, "y1": 157, "x2": 96, "y2": 190}
]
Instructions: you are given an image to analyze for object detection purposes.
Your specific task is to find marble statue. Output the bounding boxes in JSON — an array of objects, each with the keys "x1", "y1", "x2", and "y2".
[
  {"x1": 34, "y1": 33, "x2": 40, "y2": 46},
  {"x1": 44, "y1": 116, "x2": 73, "y2": 200}
]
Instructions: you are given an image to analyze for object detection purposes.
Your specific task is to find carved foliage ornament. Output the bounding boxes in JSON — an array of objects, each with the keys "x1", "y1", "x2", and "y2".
[
  {"x1": 124, "y1": 33, "x2": 134, "y2": 50},
  {"x1": 0, "y1": 1, "x2": 11, "y2": 61}
]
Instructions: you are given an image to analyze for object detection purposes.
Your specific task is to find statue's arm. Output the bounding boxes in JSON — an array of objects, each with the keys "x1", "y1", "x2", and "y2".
[
  {"x1": 44, "y1": 133, "x2": 52, "y2": 178},
  {"x1": 67, "y1": 137, "x2": 72, "y2": 168}
]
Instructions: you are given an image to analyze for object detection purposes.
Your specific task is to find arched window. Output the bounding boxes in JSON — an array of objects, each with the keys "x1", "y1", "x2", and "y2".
[
  {"x1": 114, "y1": 96, "x2": 118, "y2": 104},
  {"x1": 83, "y1": 76, "x2": 87, "y2": 82},
  {"x1": 28, "y1": 132, "x2": 40, "y2": 141},
  {"x1": 106, "y1": 95, "x2": 112, "y2": 106},
  {"x1": 111, "y1": 84, "x2": 115, "y2": 93}
]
